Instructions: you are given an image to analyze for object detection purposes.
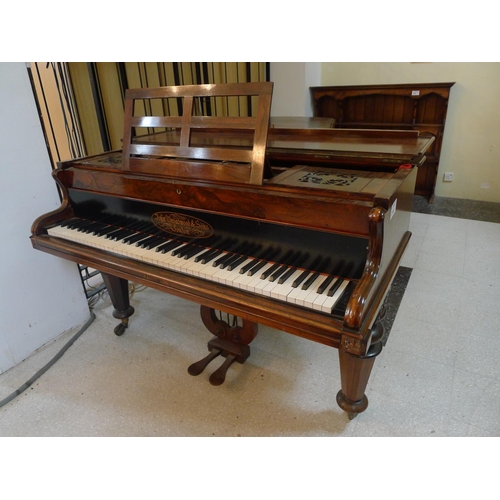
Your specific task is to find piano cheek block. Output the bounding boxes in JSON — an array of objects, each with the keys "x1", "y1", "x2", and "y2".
[{"x1": 31, "y1": 82, "x2": 422, "y2": 419}]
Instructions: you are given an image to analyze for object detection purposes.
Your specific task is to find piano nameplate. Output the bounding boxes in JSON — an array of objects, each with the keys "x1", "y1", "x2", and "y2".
[{"x1": 152, "y1": 212, "x2": 214, "y2": 238}]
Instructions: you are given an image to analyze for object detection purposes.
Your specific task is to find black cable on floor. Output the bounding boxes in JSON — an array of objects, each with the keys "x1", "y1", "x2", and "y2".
[{"x1": 0, "y1": 312, "x2": 96, "y2": 408}]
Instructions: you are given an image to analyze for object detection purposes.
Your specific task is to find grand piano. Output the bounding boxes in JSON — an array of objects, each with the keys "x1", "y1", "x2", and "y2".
[{"x1": 31, "y1": 82, "x2": 434, "y2": 419}]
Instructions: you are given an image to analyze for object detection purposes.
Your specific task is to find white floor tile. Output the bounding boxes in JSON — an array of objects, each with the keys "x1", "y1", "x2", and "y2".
[{"x1": 2, "y1": 212, "x2": 500, "y2": 438}]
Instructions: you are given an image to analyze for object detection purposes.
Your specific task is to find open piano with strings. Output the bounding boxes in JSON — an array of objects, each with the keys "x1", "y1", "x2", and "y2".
[{"x1": 31, "y1": 82, "x2": 434, "y2": 418}]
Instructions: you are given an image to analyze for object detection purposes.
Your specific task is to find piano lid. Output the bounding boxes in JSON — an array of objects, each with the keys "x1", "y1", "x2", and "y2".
[{"x1": 61, "y1": 83, "x2": 433, "y2": 186}]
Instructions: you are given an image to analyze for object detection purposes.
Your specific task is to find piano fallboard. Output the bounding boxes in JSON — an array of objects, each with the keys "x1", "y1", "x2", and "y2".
[{"x1": 44, "y1": 192, "x2": 369, "y2": 319}]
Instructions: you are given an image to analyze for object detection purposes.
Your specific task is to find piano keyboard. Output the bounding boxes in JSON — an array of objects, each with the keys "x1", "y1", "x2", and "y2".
[{"x1": 47, "y1": 216, "x2": 358, "y2": 317}]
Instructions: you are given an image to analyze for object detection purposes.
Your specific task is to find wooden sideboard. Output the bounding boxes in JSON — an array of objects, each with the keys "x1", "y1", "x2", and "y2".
[{"x1": 311, "y1": 83, "x2": 455, "y2": 200}]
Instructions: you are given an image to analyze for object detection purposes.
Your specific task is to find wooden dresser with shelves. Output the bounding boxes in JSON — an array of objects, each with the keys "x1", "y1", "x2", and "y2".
[{"x1": 311, "y1": 82, "x2": 455, "y2": 200}]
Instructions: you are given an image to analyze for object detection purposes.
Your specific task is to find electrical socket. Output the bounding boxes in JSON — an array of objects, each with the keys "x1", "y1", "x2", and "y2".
[{"x1": 443, "y1": 172, "x2": 454, "y2": 182}]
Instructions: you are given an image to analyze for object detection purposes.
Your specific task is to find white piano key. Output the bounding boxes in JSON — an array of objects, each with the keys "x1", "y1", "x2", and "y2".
[
  {"x1": 262, "y1": 277, "x2": 281, "y2": 297},
  {"x1": 302, "y1": 275, "x2": 330, "y2": 310},
  {"x1": 244, "y1": 263, "x2": 275, "y2": 293},
  {"x1": 198, "y1": 253, "x2": 230, "y2": 279},
  {"x1": 269, "y1": 269, "x2": 305, "y2": 301},
  {"x1": 47, "y1": 222, "x2": 355, "y2": 318},
  {"x1": 320, "y1": 280, "x2": 350, "y2": 313},
  {"x1": 182, "y1": 251, "x2": 212, "y2": 276},
  {"x1": 232, "y1": 260, "x2": 261, "y2": 289},
  {"x1": 179, "y1": 249, "x2": 210, "y2": 275},
  {"x1": 292, "y1": 274, "x2": 324, "y2": 306}
]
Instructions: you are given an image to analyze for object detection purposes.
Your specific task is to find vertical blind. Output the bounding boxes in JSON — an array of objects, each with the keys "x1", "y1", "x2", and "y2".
[{"x1": 30, "y1": 62, "x2": 269, "y2": 165}]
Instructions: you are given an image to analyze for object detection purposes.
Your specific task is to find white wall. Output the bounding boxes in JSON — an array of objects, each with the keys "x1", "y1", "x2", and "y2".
[
  {"x1": 270, "y1": 63, "x2": 321, "y2": 116},
  {"x1": 269, "y1": 62, "x2": 500, "y2": 203},
  {"x1": 0, "y1": 62, "x2": 90, "y2": 373},
  {"x1": 320, "y1": 62, "x2": 500, "y2": 202}
]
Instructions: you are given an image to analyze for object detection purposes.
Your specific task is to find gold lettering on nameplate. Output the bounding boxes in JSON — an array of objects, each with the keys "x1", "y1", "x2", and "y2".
[{"x1": 151, "y1": 212, "x2": 213, "y2": 238}]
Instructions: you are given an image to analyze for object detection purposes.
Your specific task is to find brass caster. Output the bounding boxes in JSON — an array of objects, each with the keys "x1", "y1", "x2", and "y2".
[{"x1": 114, "y1": 319, "x2": 129, "y2": 336}]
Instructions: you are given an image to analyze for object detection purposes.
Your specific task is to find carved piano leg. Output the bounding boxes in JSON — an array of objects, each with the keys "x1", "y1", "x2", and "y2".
[
  {"x1": 188, "y1": 305, "x2": 258, "y2": 385},
  {"x1": 337, "y1": 322, "x2": 384, "y2": 420},
  {"x1": 101, "y1": 272, "x2": 135, "y2": 336}
]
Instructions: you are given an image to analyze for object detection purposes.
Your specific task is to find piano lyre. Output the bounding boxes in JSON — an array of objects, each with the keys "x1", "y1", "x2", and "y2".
[{"x1": 31, "y1": 82, "x2": 434, "y2": 419}]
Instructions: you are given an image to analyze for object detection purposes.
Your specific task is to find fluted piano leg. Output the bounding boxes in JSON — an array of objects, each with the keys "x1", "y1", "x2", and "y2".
[
  {"x1": 101, "y1": 272, "x2": 135, "y2": 336},
  {"x1": 337, "y1": 321, "x2": 384, "y2": 419}
]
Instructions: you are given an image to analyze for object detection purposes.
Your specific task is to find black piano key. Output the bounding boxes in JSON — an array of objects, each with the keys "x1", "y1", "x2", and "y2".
[
  {"x1": 177, "y1": 240, "x2": 204, "y2": 257},
  {"x1": 93, "y1": 225, "x2": 120, "y2": 236},
  {"x1": 144, "y1": 236, "x2": 169, "y2": 250},
  {"x1": 327, "y1": 277, "x2": 344, "y2": 297},
  {"x1": 84, "y1": 223, "x2": 110, "y2": 234},
  {"x1": 195, "y1": 247, "x2": 219, "y2": 263},
  {"x1": 106, "y1": 228, "x2": 136, "y2": 240},
  {"x1": 292, "y1": 269, "x2": 311, "y2": 288},
  {"x1": 291, "y1": 255, "x2": 322, "y2": 287},
  {"x1": 60, "y1": 218, "x2": 80, "y2": 228},
  {"x1": 213, "y1": 252, "x2": 233, "y2": 267},
  {"x1": 156, "y1": 237, "x2": 181, "y2": 253},
  {"x1": 194, "y1": 238, "x2": 227, "y2": 262},
  {"x1": 247, "y1": 259, "x2": 269, "y2": 276},
  {"x1": 162, "y1": 240, "x2": 186, "y2": 254},
  {"x1": 239, "y1": 246, "x2": 274, "y2": 274},
  {"x1": 127, "y1": 221, "x2": 151, "y2": 232},
  {"x1": 226, "y1": 254, "x2": 249, "y2": 271},
  {"x1": 261, "y1": 262, "x2": 282, "y2": 280},
  {"x1": 75, "y1": 220, "x2": 100, "y2": 231},
  {"x1": 226, "y1": 240, "x2": 250, "y2": 256},
  {"x1": 121, "y1": 233, "x2": 142, "y2": 244},
  {"x1": 331, "y1": 282, "x2": 356, "y2": 317},
  {"x1": 246, "y1": 247, "x2": 281, "y2": 276},
  {"x1": 316, "y1": 274, "x2": 336, "y2": 294},
  {"x1": 268, "y1": 250, "x2": 304, "y2": 282},
  {"x1": 77, "y1": 221, "x2": 109, "y2": 233},
  {"x1": 278, "y1": 266, "x2": 297, "y2": 285},
  {"x1": 217, "y1": 241, "x2": 252, "y2": 269},
  {"x1": 224, "y1": 242, "x2": 259, "y2": 268},
  {"x1": 195, "y1": 247, "x2": 217, "y2": 263},
  {"x1": 213, "y1": 240, "x2": 246, "y2": 267},
  {"x1": 123, "y1": 232, "x2": 151, "y2": 245},
  {"x1": 197, "y1": 238, "x2": 236, "y2": 264},
  {"x1": 172, "y1": 241, "x2": 194, "y2": 256},
  {"x1": 202, "y1": 250, "x2": 227, "y2": 265},
  {"x1": 136, "y1": 235, "x2": 161, "y2": 248},
  {"x1": 269, "y1": 265, "x2": 291, "y2": 282},
  {"x1": 264, "y1": 249, "x2": 296, "y2": 280},
  {"x1": 219, "y1": 253, "x2": 241, "y2": 269},
  {"x1": 240, "y1": 258, "x2": 259, "y2": 274},
  {"x1": 182, "y1": 244, "x2": 206, "y2": 259},
  {"x1": 302, "y1": 271, "x2": 320, "y2": 290},
  {"x1": 278, "y1": 253, "x2": 309, "y2": 284},
  {"x1": 66, "y1": 218, "x2": 87, "y2": 228},
  {"x1": 179, "y1": 234, "x2": 221, "y2": 260},
  {"x1": 225, "y1": 243, "x2": 261, "y2": 271}
]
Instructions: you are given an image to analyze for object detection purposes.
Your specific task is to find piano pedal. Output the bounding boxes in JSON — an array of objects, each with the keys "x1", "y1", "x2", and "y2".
[
  {"x1": 189, "y1": 306, "x2": 258, "y2": 385},
  {"x1": 209, "y1": 354, "x2": 238, "y2": 386},
  {"x1": 188, "y1": 337, "x2": 252, "y2": 385},
  {"x1": 188, "y1": 347, "x2": 223, "y2": 376}
]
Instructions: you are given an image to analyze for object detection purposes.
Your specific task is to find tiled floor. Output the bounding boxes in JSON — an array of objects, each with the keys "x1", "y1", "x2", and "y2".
[{"x1": 1, "y1": 199, "x2": 500, "y2": 436}]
